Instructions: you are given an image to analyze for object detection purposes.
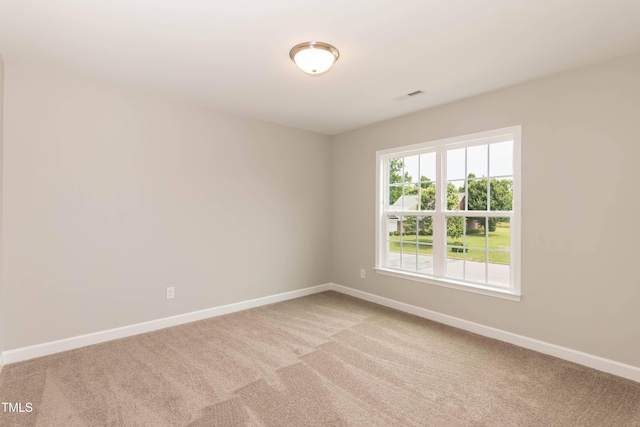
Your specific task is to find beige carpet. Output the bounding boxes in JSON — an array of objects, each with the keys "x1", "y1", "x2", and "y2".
[{"x1": 1, "y1": 291, "x2": 639, "y2": 426}]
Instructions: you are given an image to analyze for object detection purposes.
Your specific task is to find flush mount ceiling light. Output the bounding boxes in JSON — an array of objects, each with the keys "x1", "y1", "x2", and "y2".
[{"x1": 289, "y1": 41, "x2": 340, "y2": 76}]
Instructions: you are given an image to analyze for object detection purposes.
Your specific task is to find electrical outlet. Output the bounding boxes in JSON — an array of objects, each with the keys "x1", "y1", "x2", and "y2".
[
  {"x1": 166, "y1": 286, "x2": 175, "y2": 300},
  {"x1": 360, "y1": 269, "x2": 366, "y2": 279}
]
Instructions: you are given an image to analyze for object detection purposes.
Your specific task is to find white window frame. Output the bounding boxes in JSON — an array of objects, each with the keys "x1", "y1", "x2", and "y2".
[{"x1": 375, "y1": 126, "x2": 521, "y2": 301}]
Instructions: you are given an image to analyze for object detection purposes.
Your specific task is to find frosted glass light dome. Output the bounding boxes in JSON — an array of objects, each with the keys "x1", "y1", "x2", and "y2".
[{"x1": 289, "y1": 42, "x2": 339, "y2": 76}]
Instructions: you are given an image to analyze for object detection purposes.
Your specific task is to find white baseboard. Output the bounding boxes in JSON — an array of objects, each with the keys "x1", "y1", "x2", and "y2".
[
  {"x1": 2, "y1": 284, "x2": 331, "y2": 365},
  {"x1": 3, "y1": 282, "x2": 639, "y2": 384},
  {"x1": 328, "y1": 283, "x2": 640, "y2": 383}
]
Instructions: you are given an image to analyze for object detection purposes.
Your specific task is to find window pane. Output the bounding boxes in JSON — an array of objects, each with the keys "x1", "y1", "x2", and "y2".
[
  {"x1": 445, "y1": 252, "x2": 464, "y2": 280},
  {"x1": 466, "y1": 249, "x2": 486, "y2": 264},
  {"x1": 387, "y1": 215, "x2": 401, "y2": 269},
  {"x1": 403, "y1": 191, "x2": 419, "y2": 211},
  {"x1": 387, "y1": 239, "x2": 401, "y2": 269},
  {"x1": 419, "y1": 152, "x2": 436, "y2": 182},
  {"x1": 404, "y1": 155, "x2": 419, "y2": 184},
  {"x1": 465, "y1": 218, "x2": 486, "y2": 248},
  {"x1": 401, "y1": 241, "x2": 417, "y2": 252},
  {"x1": 488, "y1": 218, "x2": 510, "y2": 251},
  {"x1": 389, "y1": 158, "x2": 405, "y2": 185},
  {"x1": 467, "y1": 144, "x2": 488, "y2": 178},
  {"x1": 488, "y1": 250, "x2": 510, "y2": 266},
  {"x1": 446, "y1": 148, "x2": 465, "y2": 180},
  {"x1": 401, "y1": 216, "x2": 418, "y2": 242},
  {"x1": 417, "y1": 216, "x2": 434, "y2": 239},
  {"x1": 447, "y1": 181, "x2": 464, "y2": 211},
  {"x1": 490, "y1": 178, "x2": 513, "y2": 211},
  {"x1": 400, "y1": 248, "x2": 418, "y2": 271},
  {"x1": 388, "y1": 184, "x2": 402, "y2": 207},
  {"x1": 400, "y1": 220, "x2": 418, "y2": 271},
  {"x1": 417, "y1": 243, "x2": 433, "y2": 255},
  {"x1": 446, "y1": 216, "x2": 465, "y2": 247},
  {"x1": 446, "y1": 215, "x2": 464, "y2": 280},
  {"x1": 387, "y1": 215, "x2": 401, "y2": 236},
  {"x1": 418, "y1": 244, "x2": 434, "y2": 275},
  {"x1": 465, "y1": 250, "x2": 487, "y2": 283},
  {"x1": 489, "y1": 141, "x2": 513, "y2": 177},
  {"x1": 389, "y1": 188, "x2": 420, "y2": 210},
  {"x1": 488, "y1": 252, "x2": 510, "y2": 287},
  {"x1": 418, "y1": 182, "x2": 436, "y2": 211},
  {"x1": 410, "y1": 217, "x2": 433, "y2": 274},
  {"x1": 467, "y1": 178, "x2": 488, "y2": 211}
]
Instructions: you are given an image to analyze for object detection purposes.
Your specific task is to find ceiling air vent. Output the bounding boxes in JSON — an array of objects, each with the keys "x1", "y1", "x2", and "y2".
[{"x1": 392, "y1": 90, "x2": 426, "y2": 102}]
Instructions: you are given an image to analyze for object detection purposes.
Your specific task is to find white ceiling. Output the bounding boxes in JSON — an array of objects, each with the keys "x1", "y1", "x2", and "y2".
[{"x1": 1, "y1": 0, "x2": 639, "y2": 135}]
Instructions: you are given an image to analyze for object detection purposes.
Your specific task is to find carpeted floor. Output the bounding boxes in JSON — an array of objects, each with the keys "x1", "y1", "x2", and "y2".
[{"x1": 1, "y1": 291, "x2": 639, "y2": 426}]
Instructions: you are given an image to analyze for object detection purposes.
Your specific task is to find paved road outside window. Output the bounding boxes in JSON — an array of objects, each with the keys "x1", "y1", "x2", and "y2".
[{"x1": 387, "y1": 252, "x2": 509, "y2": 286}]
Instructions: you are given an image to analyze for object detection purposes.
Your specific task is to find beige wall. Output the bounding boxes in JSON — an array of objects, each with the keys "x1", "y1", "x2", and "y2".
[
  {"x1": 2, "y1": 64, "x2": 331, "y2": 350},
  {"x1": 0, "y1": 55, "x2": 4, "y2": 358},
  {"x1": 330, "y1": 52, "x2": 640, "y2": 367},
  {"x1": 2, "y1": 52, "x2": 639, "y2": 369}
]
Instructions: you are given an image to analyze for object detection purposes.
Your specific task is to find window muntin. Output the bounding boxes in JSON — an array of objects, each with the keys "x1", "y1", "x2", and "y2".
[{"x1": 376, "y1": 127, "x2": 521, "y2": 299}]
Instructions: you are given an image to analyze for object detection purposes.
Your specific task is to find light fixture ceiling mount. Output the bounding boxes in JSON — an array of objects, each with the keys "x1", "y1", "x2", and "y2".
[{"x1": 289, "y1": 41, "x2": 339, "y2": 76}]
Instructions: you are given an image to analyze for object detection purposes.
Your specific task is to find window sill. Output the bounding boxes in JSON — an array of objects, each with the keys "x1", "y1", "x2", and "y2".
[{"x1": 374, "y1": 268, "x2": 521, "y2": 301}]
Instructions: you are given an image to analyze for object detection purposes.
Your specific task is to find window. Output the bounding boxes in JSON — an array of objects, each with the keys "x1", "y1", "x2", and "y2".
[{"x1": 375, "y1": 126, "x2": 521, "y2": 300}]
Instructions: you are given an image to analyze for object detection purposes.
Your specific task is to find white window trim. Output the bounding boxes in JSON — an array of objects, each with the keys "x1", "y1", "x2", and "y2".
[{"x1": 374, "y1": 126, "x2": 521, "y2": 301}]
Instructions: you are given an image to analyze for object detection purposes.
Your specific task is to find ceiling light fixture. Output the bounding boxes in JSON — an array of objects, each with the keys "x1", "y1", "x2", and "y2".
[{"x1": 289, "y1": 41, "x2": 339, "y2": 76}]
